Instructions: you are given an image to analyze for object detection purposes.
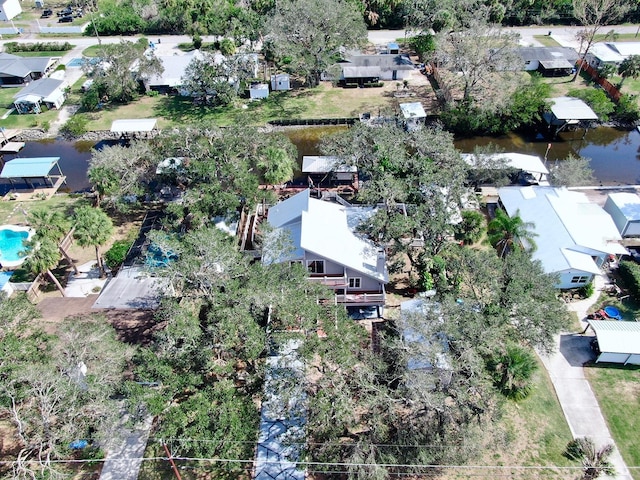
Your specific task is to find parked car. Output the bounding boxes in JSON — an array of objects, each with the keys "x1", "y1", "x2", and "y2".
[
  {"x1": 57, "y1": 7, "x2": 72, "y2": 16},
  {"x1": 41, "y1": 8, "x2": 53, "y2": 17},
  {"x1": 58, "y1": 15, "x2": 73, "y2": 22}
]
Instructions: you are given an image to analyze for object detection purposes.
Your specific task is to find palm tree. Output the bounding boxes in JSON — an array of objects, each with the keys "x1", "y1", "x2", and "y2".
[
  {"x1": 618, "y1": 55, "x2": 640, "y2": 88},
  {"x1": 73, "y1": 206, "x2": 114, "y2": 278},
  {"x1": 488, "y1": 342, "x2": 538, "y2": 400},
  {"x1": 23, "y1": 237, "x2": 66, "y2": 297},
  {"x1": 27, "y1": 208, "x2": 78, "y2": 275},
  {"x1": 564, "y1": 437, "x2": 615, "y2": 480},
  {"x1": 487, "y1": 208, "x2": 537, "y2": 258},
  {"x1": 257, "y1": 146, "x2": 295, "y2": 187}
]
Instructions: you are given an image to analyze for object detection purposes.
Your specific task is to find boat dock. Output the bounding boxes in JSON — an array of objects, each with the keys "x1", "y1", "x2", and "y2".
[{"x1": 0, "y1": 129, "x2": 24, "y2": 153}]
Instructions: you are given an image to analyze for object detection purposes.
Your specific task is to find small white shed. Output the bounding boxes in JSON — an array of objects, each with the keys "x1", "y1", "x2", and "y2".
[
  {"x1": 589, "y1": 320, "x2": 640, "y2": 365},
  {"x1": 270, "y1": 73, "x2": 290, "y2": 91},
  {"x1": 604, "y1": 192, "x2": 640, "y2": 237},
  {"x1": 249, "y1": 83, "x2": 269, "y2": 100}
]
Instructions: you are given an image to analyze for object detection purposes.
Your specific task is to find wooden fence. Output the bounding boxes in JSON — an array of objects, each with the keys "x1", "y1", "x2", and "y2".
[
  {"x1": 578, "y1": 59, "x2": 622, "y2": 103},
  {"x1": 429, "y1": 63, "x2": 454, "y2": 105}
]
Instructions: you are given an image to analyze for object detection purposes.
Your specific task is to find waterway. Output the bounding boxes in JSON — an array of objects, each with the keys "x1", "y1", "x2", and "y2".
[{"x1": 1, "y1": 125, "x2": 640, "y2": 194}]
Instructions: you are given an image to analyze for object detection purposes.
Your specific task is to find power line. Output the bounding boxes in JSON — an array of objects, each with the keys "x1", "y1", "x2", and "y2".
[{"x1": 1, "y1": 456, "x2": 639, "y2": 470}]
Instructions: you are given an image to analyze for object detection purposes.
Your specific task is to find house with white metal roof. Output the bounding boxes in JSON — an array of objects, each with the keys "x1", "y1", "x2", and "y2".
[
  {"x1": 604, "y1": 192, "x2": 640, "y2": 238},
  {"x1": 498, "y1": 186, "x2": 627, "y2": 289},
  {"x1": 143, "y1": 50, "x2": 204, "y2": 93},
  {"x1": 264, "y1": 189, "x2": 388, "y2": 312},
  {"x1": 588, "y1": 320, "x2": 640, "y2": 365},
  {"x1": 586, "y1": 43, "x2": 625, "y2": 69},
  {"x1": 461, "y1": 152, "x2": 550, "y2": 186}
]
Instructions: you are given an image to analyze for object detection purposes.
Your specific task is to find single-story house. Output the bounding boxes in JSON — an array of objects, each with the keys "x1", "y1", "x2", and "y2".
[
  {"x1": 586, "y1": 42, "x2": 640, "y2": 69},
  {"x1": 604, "y1": 192, "x2": 640, "y2": 237},
  {"x1": 586, "y1": 43, "x2": 626, "y2": 69},
  {"x1": 270, "y1": 73, "x2": 291, "y2": 91},
  {"x1": 588, "y1": 320, "x2": 640, "y2": 365},
  {"x1": 333, "y1": 54, "x2": 415, "y2": 85},
  {"x1": 264, "y1": 189, "x2": 388, "y2": 313},
  {"x1": 13, "y1": 78, "x2": 65, "y2": 113},
  {"x1": 400, "y1": 102, "x2": 426, "y2": 131},
  {"x1": 498, "y1": 186, "x2": 627, "y2": 289},
  {"x1": 0, "y1": 0, "x2": 21, "y2": 21},
  {"x1": 143, "y1": 50, "x2": 205, "y2": 92},
  {"x1": 0, "y1": 53, "x2": 59, "y2": 86},
  {"x1": 518, "y1": 46, "x2": 578, "y2": 76}
]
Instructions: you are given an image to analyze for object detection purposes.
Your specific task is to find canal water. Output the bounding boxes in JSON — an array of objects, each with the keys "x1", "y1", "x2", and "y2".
[{"x1": 1, "y1": 125, "x2": 639, "y2": 194}]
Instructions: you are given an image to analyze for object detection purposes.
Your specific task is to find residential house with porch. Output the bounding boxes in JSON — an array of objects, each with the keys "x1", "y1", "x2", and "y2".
[
  {"x1": 498, "y1": 186, "x2": 627, "y2": 289},
  {"x1": 0, "y1": 53, "x2": 59, "y2": 86},
  {"x1": 263, "y1": 189, "x2": 388, "y2": 317},
  {"x1": 329, "y1": 53, "x2": 415, "y2": 86}
]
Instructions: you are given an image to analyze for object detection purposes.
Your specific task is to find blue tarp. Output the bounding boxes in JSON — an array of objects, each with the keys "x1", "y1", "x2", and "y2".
[{"x1": 0, "y1": 157, "x2": 60, "y2": 178}]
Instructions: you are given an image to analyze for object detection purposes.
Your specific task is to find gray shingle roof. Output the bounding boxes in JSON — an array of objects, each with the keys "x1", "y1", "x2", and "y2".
[
  {"x1": 518, "y1": 46, "x2": 579, "y2": 63},
  {"x1": 0, "y1": 53, "x2": 57, "y2": 78},
  {"x1": 13, "y1": 77, "x2": 64, "y2": 99}
]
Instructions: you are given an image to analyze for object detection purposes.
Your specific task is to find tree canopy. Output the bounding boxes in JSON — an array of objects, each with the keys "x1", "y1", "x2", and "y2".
[{"x1": 264, "y1": 0, "x2": 368, "y2": 86}]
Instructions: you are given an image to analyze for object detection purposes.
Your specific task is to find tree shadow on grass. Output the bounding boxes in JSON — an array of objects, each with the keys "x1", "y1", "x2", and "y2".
[{"x1": 152, "y1": 95, "x2": 233, "y2": 125}]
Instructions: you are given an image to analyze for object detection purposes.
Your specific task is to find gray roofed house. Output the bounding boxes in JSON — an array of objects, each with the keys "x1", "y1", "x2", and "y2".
[
  {"x1": 518, "y1": 47, "x2": 578, "y2": 75},
  {"x1": 13, "y1": 77, "x2": 65, "y2": 113},
  {"x1": 337, "y1": 53, "x2": 415, "y2": 83},
  {"x1": 0, "y1": 53, "x2": 59, "y2": 86}
]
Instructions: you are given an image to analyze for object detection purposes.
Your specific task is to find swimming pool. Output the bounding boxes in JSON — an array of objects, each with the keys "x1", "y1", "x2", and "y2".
[{"x1": 0, "y1": 225, "x2": 33, "y2": 268}]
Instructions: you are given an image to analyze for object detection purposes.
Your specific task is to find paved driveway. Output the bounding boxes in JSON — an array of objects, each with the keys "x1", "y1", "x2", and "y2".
[{"x1": 540, "y1": 273, "x2": 633, "y2": 480}]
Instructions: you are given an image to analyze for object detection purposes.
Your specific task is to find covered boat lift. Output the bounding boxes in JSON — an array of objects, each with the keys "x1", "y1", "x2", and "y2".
[
  {"x1": 461, "y1": 152, "x2": 550, "y2": 186},
  {"x1": 544, "y1": 96, "x2": 598, "y2": 136},
  {"x1": 588, "y1": 320, "x2": 640, "y2": 365},
  {"x1": 0, "y1": 156, "x2": 66, "y2": 199},
  {"x1": 110, "y1": 118, "x2": 158, "y2": 139},
  {"x1": 302, "y1": 155, "x2": 358, "y2": 188}
]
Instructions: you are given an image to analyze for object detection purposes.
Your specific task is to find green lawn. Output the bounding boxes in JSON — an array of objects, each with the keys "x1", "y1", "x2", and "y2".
[
  {"x1": 495, "y1": 360, "x2": 577, "y2": 476},
  {"x1": 585, "y1": 364, "x2": 640, "y2": 480},
  {"x1": 82, "y1": 81, "x2": 404, "y2": 129},
  {"x1": 0, "y1": 193, "x2": 84, "y2": 225},
  {"x1": 0, "y1": 87, "x2": 58, "y2": 130},
  {"x1": 594, "y1": 32, "x2": 640, "y2": 43},
  {"x1": 533, "y1": 35, "x2": 562, "y2": 47}
]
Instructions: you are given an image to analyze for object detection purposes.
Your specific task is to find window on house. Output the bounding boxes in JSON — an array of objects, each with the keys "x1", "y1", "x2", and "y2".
[
  {"x1": 307, "y1": 260, "x2": 324, "y2": 274},
  {"x1": 348, "y1": 277, "x2": 361, "y2": 288},
  {"x1": 571, "y1": 276, "x2": 589, "y2": 284}
]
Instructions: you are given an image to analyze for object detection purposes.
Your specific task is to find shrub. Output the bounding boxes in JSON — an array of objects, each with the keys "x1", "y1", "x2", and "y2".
[
  {"x1": 612, "y1": 94, "x2": 640, "y2": 124},
  {"x1": 219, "y1": 38, "x2": 236, "y2": 56},
  {"x1": 4, "y1": 41, "x2": 74, "y2": 52},
  {"x1": 487, "y1": 343, "x2": 538, "y2": 401},
  {"x1": 567, "y1": 87, "x2": 615, "y2": 121},
  {"x1": 192, "y1": 34, "x2": 203, "y2": 50},
  {"x1": 456, "y1": 210, "x2": 485, "y2": 245},
  {"x1": 409, "y1": 34, "x2": 436, "y2": 61},
  {"x1": 81, "y1": 89, "x2": 100, "y2": 111},
  {"x1": 147, "y1": 90, "x2": 159, "y2": 97},
  {"x1": 105, "y1": 240, "x2": 132, "y2": 270},
  {"x1": 578, "y1": 281, "x2": 595, "y2": 298},
  {"x1": 60, "y1": 114, "x2": 88, "y2": 136},
  {"x1": 618, "y1": 260, "x2": 640, "y2": 301}
]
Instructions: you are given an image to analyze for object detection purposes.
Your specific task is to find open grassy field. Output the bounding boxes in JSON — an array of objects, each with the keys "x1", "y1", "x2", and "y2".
[
  {"x1": 82, "y1": 74, "x2": 435, "y2": 129},
  {"x1": 585, "y1": 363, "x2": 640, "y2": 480}
]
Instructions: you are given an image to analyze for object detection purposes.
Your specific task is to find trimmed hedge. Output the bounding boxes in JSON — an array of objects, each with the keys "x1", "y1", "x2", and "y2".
[
  {"x1": 5, "y1": 41, "x2": 74, "y2": 53},
  {"x1": 618, "y1": 260, "x2": 640, "y2": 301}
]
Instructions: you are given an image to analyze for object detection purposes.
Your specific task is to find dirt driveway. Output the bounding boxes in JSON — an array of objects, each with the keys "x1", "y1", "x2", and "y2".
[{"x1": 37, "y1": 296, "x2": 159, "y2": 345}]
